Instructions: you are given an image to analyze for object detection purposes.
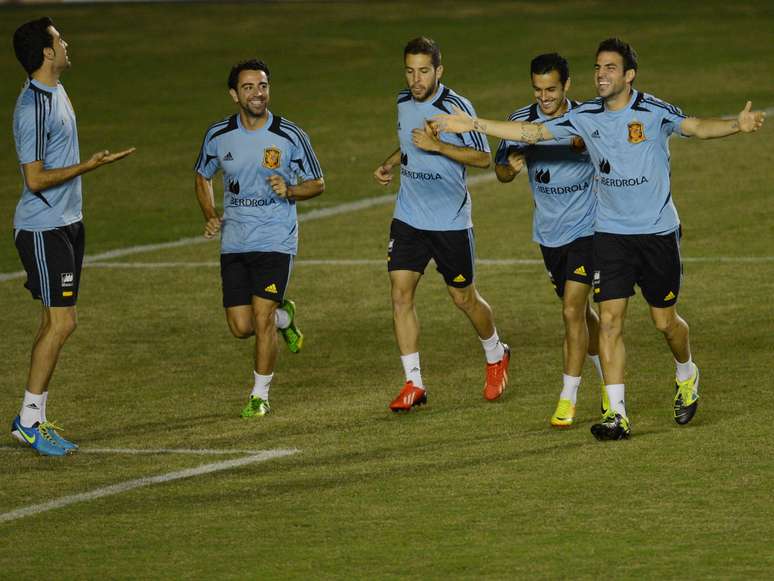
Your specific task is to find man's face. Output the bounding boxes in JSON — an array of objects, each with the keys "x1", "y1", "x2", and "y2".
[
  {"x1": 47, "y1": 26, "x2": 70, "y2": 71},
  {"x1": 595, "y1": 51, "x2": 633, "y2": 100},
  {"x1": 532, "y1": 70, "x2": 569, "y2": 117},
  {"x1": 405, "y1": 53, "x2": 442, "y2": 102},
  {"x1": 230, "y1": 69, "x2": 270, "y2": 118}
]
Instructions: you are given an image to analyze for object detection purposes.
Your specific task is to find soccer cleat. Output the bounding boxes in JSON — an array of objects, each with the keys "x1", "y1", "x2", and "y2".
[
  {"x1": 10, "y1": 416, "x2": 68, "y2": 456},
  {"x1": 550, "y1": 398, "x2": 576, "y2": 428},
  {"x1": 601, "y1": 383, "x2": 610, "y2": 415},
  {"x1": 241, "y1": 396, "x2": 271, "y2": 418},
  {"x1": 483, "y1": 343, "x2": 510, "y2": 401},
  {"x1": 279, "y1": 299, "x2": 304, "y2": 353},
  {"x1": 590, "y1": 410, "x2": 631, "y2": 441},
  {"x1": 389, "y1": 381, "x2": 427, "y2": 412},
  {"x1": 40, "y1": 421, "x2": 79, "y2": 452},
  {"x1": 673, "y1": 365, "x2": 700, "y2": 425}
]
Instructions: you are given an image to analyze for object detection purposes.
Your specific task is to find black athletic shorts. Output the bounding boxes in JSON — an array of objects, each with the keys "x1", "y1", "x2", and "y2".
[
  {"x1": 387, "y1": 219, "x2": 475, "y2": 288},
  {"x1": 592, "y1": 229, "x2": 682, "y2": 308},
  {"x1": 14, "y1": 221, "x2": 85, "y2": 307},
  {"x1": 540, "y1": 235, "x2": 594, "y2": 298},
  {"x1": 220, "y1": 251, "x2": 292, "y2": 307}
]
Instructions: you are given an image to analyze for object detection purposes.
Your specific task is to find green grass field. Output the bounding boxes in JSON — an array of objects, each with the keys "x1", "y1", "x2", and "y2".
[{"x1": 1, "y1": 1, "x2": 773, "y2": 579}]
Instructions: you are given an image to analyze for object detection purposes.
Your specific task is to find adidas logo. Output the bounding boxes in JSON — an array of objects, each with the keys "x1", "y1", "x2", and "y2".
[
  {"x1": 453, "y1": 274, "x2": 466, "y2": 283},
  {"x1": 664, "y1": 291, "x2": 676, "y2": 301},
  {"x1": 264, "y1": 283, "x2": 278, "y2": 294},
  {"x1": 25, "y1": 403, "x2": 40, "y2": 410},
  {"x1": 591, "y1": 130, "x2": 601, "y2": 138},
  {"x1": 573, "y1": 265, "x2": 587, "y2": 276},
  {"x1": 224, "y1": 152, "x2": 234, "y2": 161}
]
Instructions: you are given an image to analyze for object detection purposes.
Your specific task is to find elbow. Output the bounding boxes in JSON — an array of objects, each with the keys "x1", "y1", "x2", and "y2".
[
  {"x1": 25, "y1": 177, "x2": 43, "y2": 192},
  {"x1": 474, "y1": 154, "x2": 491, "y2": 169},
  {"x1": 315, "y1": 178, "x2": 325, "y2": 196},
  {"x1": 494, "y1": 165, "x2": 514, "y2": 183}
]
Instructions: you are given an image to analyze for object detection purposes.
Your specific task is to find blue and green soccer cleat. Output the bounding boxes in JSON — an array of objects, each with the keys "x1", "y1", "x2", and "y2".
[
  {"x1": 11, "y1": 416, "x2": 68, "y2": 456},
  {"x1": 279, "y1": 299, "x2": 304, "y2": 353},
  {"x1": 241, "y1": 396, "x2": 271, "y2": 418},
  {"x1": 41, "y1": 421, "x2": 79, "y2": 452}
]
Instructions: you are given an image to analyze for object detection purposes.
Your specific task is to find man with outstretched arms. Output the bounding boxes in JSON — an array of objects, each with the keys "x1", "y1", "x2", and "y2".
[
  {"x1": 10, "y1": 18, "x2": 135, "y2": 456},
  {"x1": 433, "y1": 38, "x2": 765, "y2": 439},
  {"x1": 494, "y1": 53, "x2": 606, "y2": 428},
  {"x1": 194, "y1": 59, "x2": 324, "y2": 418},
  {"x1": 373, "y1": 37, "x2": 510, "y2": 412}
]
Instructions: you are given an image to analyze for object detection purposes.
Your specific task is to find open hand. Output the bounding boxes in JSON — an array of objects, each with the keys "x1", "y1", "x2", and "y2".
[{"x1": 737, "y1": 101, "x2": 766, "y2": 133}]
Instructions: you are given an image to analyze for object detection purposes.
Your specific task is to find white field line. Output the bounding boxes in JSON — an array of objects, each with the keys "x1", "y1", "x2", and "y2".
[
  {"x1": 0, "y1": 446, "x2": 282, "y2": 456},
  {"x1": 0, "y1": 448, "x2": 298, "y2": 524}
]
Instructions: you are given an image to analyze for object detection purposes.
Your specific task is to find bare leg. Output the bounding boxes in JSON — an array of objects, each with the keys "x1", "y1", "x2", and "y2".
[
  {"x1": 446, "y1": 283, "x2": 495, "y2": 339},
  {"x1": 562, "y1": 281, "x2": 591, "y2": 377},
  {"x1": 27, "y1": 306, "x2": 77, "y2": 395},
  {"x1": 649, "y1": 305, "x2": 691, "y2": 363},
  {"x1": 598, "y1": 298, "x2": 628, "y2": 385},
  {"x1": 390, "y1": 270, "x2": 422, "y2": 355},
  {"x1": 252, "y1": 296, "x2": 279, "y2": 375}
]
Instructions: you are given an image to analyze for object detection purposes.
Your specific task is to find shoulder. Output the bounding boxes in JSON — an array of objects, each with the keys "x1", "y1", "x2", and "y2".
[
  {"x1": 438, "y1": 86, "x2": 475, "y2": 114},
  {"x1": 397, "y1": 89, "x2": 412, "y2": 104},
  {"x1": 508, "y1": 103, "x2": 539, "y2": 122},
  {"x1": 572, "y1": 97, "x2": 605, "y2": 115},
  {"x1": 270, "y1": 115, "x2": 313, "y2": 147},
  {"x1": 203, "y1": 114, "x2": 238, "y2": 142},
  {"x1": 634, "y1": 92, "x2": 685, "y2": 116}
]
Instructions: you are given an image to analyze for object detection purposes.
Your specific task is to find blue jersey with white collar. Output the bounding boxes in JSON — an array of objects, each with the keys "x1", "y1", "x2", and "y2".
[
  {"x1": 394, "y1": 83, "x2": 490, "y2": 231},
  {"x1": 544, "y1": 90, "x2": 687, "y2": 235},
  {"x1": 495, "y1": 99, "x2": 596, "y2": 247},
  {"x1": 195, "y1": 111, "x2": 323, "y2": 255}
]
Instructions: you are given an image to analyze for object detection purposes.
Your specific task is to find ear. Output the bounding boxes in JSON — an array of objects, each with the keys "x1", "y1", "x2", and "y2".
[
  {"x1": 436, "y1": 64, "x2": 444, "y2": 80},
  {"x1": 564, "y1": 77, "x2": 572, "y2": 93},
  {"x1": 625, "y1": 68, "x2": 636, "y2": 85},
  {"x1": 43, "y1": 46, "x2": 55, "y2": 62},
  {"x1": 229, "y1": 88, "x2": 239, "y2": 104}
]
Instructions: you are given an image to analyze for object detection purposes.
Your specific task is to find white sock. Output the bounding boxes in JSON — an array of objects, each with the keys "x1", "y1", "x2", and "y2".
[
  {"x1": 20, "y1": 390, "x2": 44, "y2": 428},
  {"x1": 675, "y1": 357, "x2": 694, "y2": 382},
  {"x1": 587, "y1": 354, "x2": 604, "y2": 381},
  {"x1": 559, "y1": 375, "x2": 581, "y2": 405},
  {"x1": 251, "y1": 371, "x2": 273, "y2": 401},
  {"x1": 480, "y1": 330, "x2": 505, "y2": 364},
  {"x1": 400, "y1": 352, "x2": 424, "y2": 389},
  {"x1": 40, "y1": 391, "x2": 49, "y2": 423},
  {"x1": 605, "y1": 384, "x2": 627, "y2": 418},
  {"x1": 274, "y1": 308, "x2": 291, "y2": 330}
]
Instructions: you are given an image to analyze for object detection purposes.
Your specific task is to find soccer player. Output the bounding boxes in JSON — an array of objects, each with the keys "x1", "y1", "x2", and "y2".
[
  {"x1": 432, "y1": 38, "x2": 765, "y2": 439},
  {"x1": 494, "y1": 53, "x2": 607, "y2": 428},
  {"x1": 373, "y1": 37, "x2": 510, "y2": 412},
  {"x1": 194, "y1": 59, "x2": 324, "y2": 418},
  {"x1": 10, "y1": 17, "x2": 135, "y2": 456}
]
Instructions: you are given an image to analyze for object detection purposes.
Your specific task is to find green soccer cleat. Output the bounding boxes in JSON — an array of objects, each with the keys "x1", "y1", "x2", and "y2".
[
  {"x1": 590, "y1": 410, "x2": 631, "y2": 441},
  {"x1": 241, "y1": 396, "x2": 271, "y2": 418},
  {"x1": 279, "y1": 299, "x2": 304, "y2": 353},
  {"x1": 673, "y1": 365, "x2": 700, "y2": 425},
  {"x1": 550, "y1": 398, "x2": 576, "y2": 428}
]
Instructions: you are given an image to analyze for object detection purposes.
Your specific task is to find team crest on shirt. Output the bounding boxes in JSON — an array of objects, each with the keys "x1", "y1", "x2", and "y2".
[
  {"x1": 262, "y1": 146, "x2": 282, "y2": 169},
  {"x1": 627, "y1": 121, "x2": 645, "y2": 144}
]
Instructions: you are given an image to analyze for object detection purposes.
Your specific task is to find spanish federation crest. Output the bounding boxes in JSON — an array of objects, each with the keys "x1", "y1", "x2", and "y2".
[
  {"x1": 262, "y1": 146, "x2": 282, "y2": 169},
  {"x1": 627, "y1": 120, "x2": 645, "y2": 144}
]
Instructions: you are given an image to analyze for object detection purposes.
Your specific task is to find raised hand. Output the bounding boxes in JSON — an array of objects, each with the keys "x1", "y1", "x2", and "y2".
[
  {"x1": 430, "y1": 105, "x2": 475, "y2": 134},
  {"x1": 737, "y1": 101, "x2": 766, "y2": 133}
]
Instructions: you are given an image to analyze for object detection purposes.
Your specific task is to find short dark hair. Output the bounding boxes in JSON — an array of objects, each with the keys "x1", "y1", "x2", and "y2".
[
  {"x1": 228, "y1": 59, "x2": 271, "y2": 90},
  {"x1": 530, "y1": 53, "x2": 569, "y2": 85},
  {"x1": 404, "y1": 37, "x2": 441, "y2": 68},
  {"x1": 13, "y1": 17, "x2": 55, "y2": 75},
  {"x1": 596, "y1": 38, "x2": 638, "y2": 75}
]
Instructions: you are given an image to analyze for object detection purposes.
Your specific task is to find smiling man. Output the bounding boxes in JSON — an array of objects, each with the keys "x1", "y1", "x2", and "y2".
[
  {"x1": 194, "y1": 59, "x2": 324, "y2": 418},
  {"x1": 373, "y1": 37, "x2": 509, "y2": 412},
  {"x1": 433, "y1": 37, "x2": 766, "y2": 440},
  {"x1": 494, "y1": 53, "x2": 606, "y2": 428},
  {"x1": 10, "y1": 17, "x2": 135, "y2": 456}
]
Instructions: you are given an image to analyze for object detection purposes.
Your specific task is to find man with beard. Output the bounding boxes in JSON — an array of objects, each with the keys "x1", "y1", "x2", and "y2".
[
  {"x1": 10, "y1": 17, "x2": 135, "y2": 456},
  {"x1": 432, "y1": 38, "x2": 765, "y2": 439},
  {"x1": 494, "y1": 53, "x2": 606, "y2": 428},
  {"x1": 194, "y1": 59, "x2": 324, "y2": 417},
  {"x1": 373, "y1": 37, "x2": 510, "y2": 412}
]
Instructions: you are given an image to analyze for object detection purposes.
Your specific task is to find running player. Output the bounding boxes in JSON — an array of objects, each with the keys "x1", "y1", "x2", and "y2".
[
  {"x1": 432, "y1": 38, "x2": 765, "y2": 439},
  {"x1": 373, "y1": 37, "x2": 510, "y2": 412},
  {"x1": 194, "y1": 59, "x2": 324, "y2": 417},
  {"x1": 10, "y1": 17, "x2": 135, "y2": 456},
  {"x1": 494, "y1": 53, "x2": 606, "y2": 428}
]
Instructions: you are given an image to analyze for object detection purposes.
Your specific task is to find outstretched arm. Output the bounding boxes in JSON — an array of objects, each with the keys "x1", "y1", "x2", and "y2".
[
  {"x1": 22, "y1": 148, "x2": 135, "y2": 192},
  {"x1": 680, "y1": 101, "x2": 766, "y2": 139},
  {"x1": 412, "y1": 121, "x2": 490, "y2": 168},
  {"x1": 431, "y1": 105, "x2": 555, "y2": 144}
]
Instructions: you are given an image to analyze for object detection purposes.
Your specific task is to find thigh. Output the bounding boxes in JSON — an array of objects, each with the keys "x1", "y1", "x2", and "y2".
[
  {"x1": 15, "y1": 227, "x2": 79, "y2": 307},
  {"x1": 387, "y1": 219, "x2": 432, "y2": 275},
  {"x1": 428, "y1": 227, "x2": 475, "y2": 288},
  {"x1": 593, "y1": 233, "x2": 637, "y2": 304},
  {"x1": 637, "y1": 231, "x2": 682, "y2": 308}
]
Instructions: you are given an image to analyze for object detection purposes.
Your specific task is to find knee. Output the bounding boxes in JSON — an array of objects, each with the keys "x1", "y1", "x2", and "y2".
[
  {"x1": 252, "y1": 309, "x2": 276, "y2": 334},
  {"x1": 599, "y1": 311, "x2": 623, "y2": 337},
  {"x1": 229, "y1": 321, "x2": 253, "y2": 339},
  {"x1": 653, "y1": 314, "x2": 683, "y2": 335},
  {"x1": 562, "y1": 303, "x2": 584, "y2": 324},
  {"x1": 47, "y1": 312, "x2": 77, "y2": 341},
  {"x1": 449, "y1": 288, "x2": 476, "y2": 312},
  {"x1": 391, "y1": 288, "x2": 415, "y2": 313}
]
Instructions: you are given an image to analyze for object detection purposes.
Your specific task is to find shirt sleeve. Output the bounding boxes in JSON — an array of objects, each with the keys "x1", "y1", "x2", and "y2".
[
  {"x1": 289, "y1": 127, "x2": 323, "y2": 182},
  {"x1": 14, "y1": 100, "x2": 47, "y2": 165},
  {"x1": 543, "y1": 109, "x2": 581, "y2": 141},
  {"x1": 193, "y1": 128, "x2": 221, "y2": 179},
  {"x1": 654, "y1": 97, "x2": 688, "y2": 137}
]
